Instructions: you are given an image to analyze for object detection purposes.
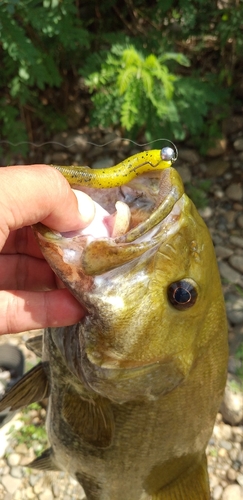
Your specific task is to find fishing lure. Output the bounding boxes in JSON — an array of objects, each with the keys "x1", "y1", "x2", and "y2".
[{"x1": 53, "y1": 146, "x2": 176, "y2": 188}]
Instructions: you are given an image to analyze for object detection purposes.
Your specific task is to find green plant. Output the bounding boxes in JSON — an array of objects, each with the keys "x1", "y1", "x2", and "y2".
[
  {"x1": 85, "y1": 44, "x2": 229, "y2": 143},
  {"x1": 0, "y1": 0, "x2": 90, "y2": 155},
  {"x1": 8, "y1": 402, "x2": 47, "y2": 457}
]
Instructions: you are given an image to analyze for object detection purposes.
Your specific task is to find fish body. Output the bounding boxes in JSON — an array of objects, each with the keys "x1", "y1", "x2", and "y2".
[{"x1": 0, "y1": 155, "x2": 228, "y2": 499}]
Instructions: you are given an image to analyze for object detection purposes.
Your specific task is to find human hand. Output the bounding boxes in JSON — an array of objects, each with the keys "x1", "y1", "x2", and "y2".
[{"x1": 0, "y1": 164, "x2": 95, "y2": 335}]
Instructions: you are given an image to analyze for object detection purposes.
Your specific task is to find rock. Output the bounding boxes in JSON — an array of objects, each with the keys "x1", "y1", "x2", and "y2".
[
  {"x1": 39, "y1": 489, "x2": 53, "y2": 500},
  {"x1": 103, "y1": 132, "x2": 122, "y2": 149},
  {"x1": 226, "y1": 294, "x2": 243, "y2": 324},
  {"x1": 51, "y1": 152, "x2": 69, "y2": 163},
  {"x1": 1, "y1": 474, "x2": 22, "y2": 494},
  {"x1": 223, "y1": 116, "x2": 243, "y2": 135},
  {"x1": 228, "y1": 355, "x2": 242, "y2": 374},
  {"x1": 232, "y1": 426, "x2": 243, "y2": 442},
  {"x1": 7, "y1": 453, "x2": 20, "y2": 467},
  {"x1": 215, "y1": 245, "x2": 234, "y2": 259},
  {"x1": 91, "y1": 156, "x2": 114, "y2": 169},
  {"x1": 11, "y1": 466, "x2": 23, "y2": 478},
  {"x1": 229, "y1": 255, "x2": 243, "y2": 274},
  {"x1": 205, "y1": 159, "x2": 230, "y2": 176},
  {"x1": 225, "y1": 183, "x2": 243, "y2": 202},
  {"x1": 66, "y1": 102, "x2": 86, "y2": 128},
  {"x1": 213, "y1": 484, "x2": 223, "y2": 500},
  {"x1": 237, "y1": 214, "x2": 243, "y2": 229},
  {"x1": 230, "y1": 236, "x2": 243, "y2": 248},
  {"x1": 198, "y1": 206, "x2": 213, "y2": 219},
  {"x1": 219, "y1": 439, "x2": 232, "y2": 451},
  {"x1": 218, "y1": 261, "x2": 243, "y2": 286},
  {"x1": 220, "y1": 423, "x2": 232, "y2": 441},
  {"x1": 206, "y1": 137, "x2": 227, "y2": 157},
  {"x1": 221, "y1": 377, "x2": 243, "y2": 425},
  {"x1": 65, "y1": 133, "x2": 90, "y2": 153},
  {"x1": 237, "y1": 474, "x2": 243, "y2": 487},
  {"x1": 227, "y1": 467, "x2": 237, "y2": 481},
  {"x1": 222, "y1": 484, "x2": 243, "y2": 500},
  {"x1": 234, "y1": 137, "x2": 243, "y2": 151},
  {"x1": 26, "y1": 486, "x2": 36, "y2": 499},
  {"x1": 176, "y1": 165, "x2": 192, "y2": 183},
  {"x1": 52, "y1": 132, "x2": 69, "y2": 150},
  {"x1": 177, "y1": 148, "x2": 200, "y2": 164}
]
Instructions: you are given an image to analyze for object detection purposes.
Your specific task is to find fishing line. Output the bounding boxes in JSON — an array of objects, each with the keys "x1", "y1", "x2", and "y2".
[{"x1": 0, "y1": 137, "x2": 178, "y2": 158}]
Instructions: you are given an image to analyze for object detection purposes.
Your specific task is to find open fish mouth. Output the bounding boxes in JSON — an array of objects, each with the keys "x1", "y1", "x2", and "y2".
[{"x1": 35, "y1": 167, "x2": 185, "y2": 277}]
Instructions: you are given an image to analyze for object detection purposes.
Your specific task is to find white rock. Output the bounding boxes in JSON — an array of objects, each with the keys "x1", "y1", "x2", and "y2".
[
  {"x1": 221, "y1": 380, "x2": 243, "y2": 425},
  {"x1": 39, "y1": 489, "x2": 54, "y2": 500},
  {"x1": 222, "y1": 484, "x2": 243, "y2": 500},
  {"x1": 7, "y1": 452, "x2": 20, "y2": 467},
  {"x1": 2, "y1": 474, "x2": 22, "y2": 494},
  {"x1": 213, "y1": 484, "x2": 223, "y2": 500},
  {"x1": 237, "y1": 474, "x2": 243, "y2": 487},
  {"x1": 234, "y1": 137, "x2": 243, "y2": 151}
]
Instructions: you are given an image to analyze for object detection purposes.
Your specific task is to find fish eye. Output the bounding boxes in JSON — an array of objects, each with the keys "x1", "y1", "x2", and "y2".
[{"x1": 167, "y1": 279, "x2": 197, "y2": 310}]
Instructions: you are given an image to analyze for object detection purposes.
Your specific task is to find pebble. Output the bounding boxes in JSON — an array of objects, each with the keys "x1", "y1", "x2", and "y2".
[
  {"x1": 218, "y1": 261, "x2": 243, "y2": 286},
  {"x1": 11, "y1": 466, "x2": 23, "y2": 478},
  {"x1": 177, "y1": 148, "x2": 200, "y2": 164},
  {"x1": 229, "y1": 255, "x2": 243, "y2": 274},
  {"x1": 230, "y1": 236, "x2": 243, "y2": 249},
  {"x1": 215, "y1": 245, "x2": 234, "y2": 259},
  {"x1": 226, "y1": 295, "x2": 243, "y2": 325},
  {"x1": 2, "y1": 475, "x2": 22, "y2": 494},
  {"x1": 237, "y1": 214, "x2": 243, "y2": 229},
  {"x1": 198, "y1": 206, "x2": 213, "y2": 219},
  {"x1": 221, "y1": 382, "x2": 243, "y2": 425},
  {"x1": 206, "y1": 137, "x2": 227, "y2": 157},
  {"x1": 237, "y1": 474, "x2": 243, "y2": 487},
  {"x1": 176, "y1": 165, "x2": 192, "y2": 183},
  {"x1": 206, "y1": 159, "x2": 230, "y2": 176},
  {"x1": 51, "y1": 152, "x2": 69, "y2": 163},
  {"x1": 222, "y1": 484, "x2": 243, "y2": 500},
  {"x1": 213, "y1": 484, "x2": 223, "y2": 500},
  {"x1": 234, "y1": 137, "x2": 243, "y2": 151},
  {"x1": 225, "y1": 183, "x2": 243, "y2": 202},
  {"x1": 7, "y1": 453, "x2": 20, "y2": 467},
  {"x1": 39, "y1": 489, "x2": 53, "y2": 500}
]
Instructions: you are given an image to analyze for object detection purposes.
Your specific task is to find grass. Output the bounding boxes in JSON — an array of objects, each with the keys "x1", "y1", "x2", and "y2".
[{"x1": 8, "y1": 402, "x2": 48, "y2": 457}]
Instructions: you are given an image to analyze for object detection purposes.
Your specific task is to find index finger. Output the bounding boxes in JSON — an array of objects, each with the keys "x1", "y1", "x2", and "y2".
[{"x1": 0, "y1": 165, "x2": 95, "y2": 247}]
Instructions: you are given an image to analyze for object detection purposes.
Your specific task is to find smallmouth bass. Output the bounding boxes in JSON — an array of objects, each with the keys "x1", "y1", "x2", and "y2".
[{"x1": 0, "y1": 148, "x2": 228, "y2": 500}]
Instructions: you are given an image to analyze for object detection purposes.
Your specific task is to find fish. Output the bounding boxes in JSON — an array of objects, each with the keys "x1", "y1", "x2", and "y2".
[{"x1": 0, "y1": 147, "x2": 228, "y2": 500}]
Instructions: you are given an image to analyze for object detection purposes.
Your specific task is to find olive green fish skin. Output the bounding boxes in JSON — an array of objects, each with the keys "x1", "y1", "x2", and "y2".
[{"x1": 32, "y1": 167, "x2": 228, "y2": 499}]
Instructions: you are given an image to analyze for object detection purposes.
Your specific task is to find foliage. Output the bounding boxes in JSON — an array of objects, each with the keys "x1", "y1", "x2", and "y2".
[
  {"x1": 0, "y1": 0, "x2": 242, "y2": 155},
  {"x1": 8, "y1": 402, "x2": 47, "y2": 457}
]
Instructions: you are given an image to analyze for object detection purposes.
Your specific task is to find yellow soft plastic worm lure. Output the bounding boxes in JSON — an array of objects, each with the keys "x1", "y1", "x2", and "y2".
[{"x1": 53, "y1": 147, "x2": 176, "y2": 188}]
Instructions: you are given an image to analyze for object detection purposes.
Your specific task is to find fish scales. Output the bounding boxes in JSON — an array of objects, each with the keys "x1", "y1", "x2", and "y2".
[{"x1": 0, "y1": 150, "x2": 228, "y2": 500}]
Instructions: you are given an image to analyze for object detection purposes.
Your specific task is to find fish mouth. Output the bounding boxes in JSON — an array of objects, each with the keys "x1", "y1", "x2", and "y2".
[{"x1": 35, "y1": 167, "x2": 185, "y2": 278}]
